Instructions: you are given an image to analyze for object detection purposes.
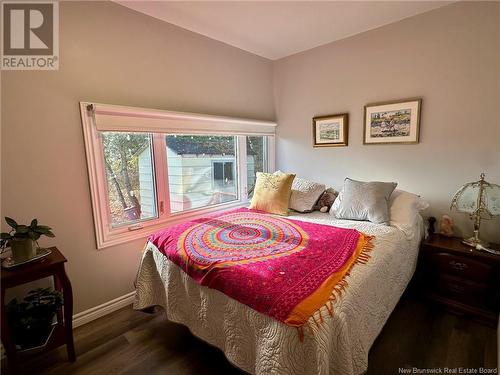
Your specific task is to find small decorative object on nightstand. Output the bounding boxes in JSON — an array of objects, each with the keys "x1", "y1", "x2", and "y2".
[
  {"x1": 450, "y1": 173, "x2": 500, "y2": 249},
  {"x1": 427, "y1": 216, "x2": 436, "y2": 238},
  {"x1": 417, "y1": 228, "x2": 500, "y2": 326},
  {"x1": 439, "y1": 214, "x2": 454, "y2": 237}
]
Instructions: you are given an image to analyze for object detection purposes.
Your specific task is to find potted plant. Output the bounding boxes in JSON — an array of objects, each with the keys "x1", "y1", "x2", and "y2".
[
  {"x1": 7, "y1": 288, "x2": 63, "y2": 350},
  {"x1": 0, "y1": 217, "x2": 55, "y2": 263}
]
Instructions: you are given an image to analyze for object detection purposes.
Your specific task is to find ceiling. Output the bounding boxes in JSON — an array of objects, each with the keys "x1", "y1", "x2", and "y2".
[{"x1": 115, "y1": 1, "x2": 451, "y2": 60}]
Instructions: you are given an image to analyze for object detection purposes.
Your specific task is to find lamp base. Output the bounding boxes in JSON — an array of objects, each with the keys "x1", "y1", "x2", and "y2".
[{"x1": 462, "y1": 236, "x2": 490, "y2": 249}]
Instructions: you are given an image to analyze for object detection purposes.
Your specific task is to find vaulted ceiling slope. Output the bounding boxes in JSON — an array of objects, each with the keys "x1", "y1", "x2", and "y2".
[{"x1": 115, "y1": 1, "x2": 451, "y2": 60}]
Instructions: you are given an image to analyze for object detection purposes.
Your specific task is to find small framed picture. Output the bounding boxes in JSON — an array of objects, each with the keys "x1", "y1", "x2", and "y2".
[
  {"x1": 364, "y1": 98, "x2": 422, "y2": 145},
  {"x1": 313, "y1": 113, "x2": 348, "y2": 147}
]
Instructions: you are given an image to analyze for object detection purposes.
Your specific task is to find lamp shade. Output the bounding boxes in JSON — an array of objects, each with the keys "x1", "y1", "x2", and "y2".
[{"x1": 451, "y1": 175, "x2": 500, "y2": 219}]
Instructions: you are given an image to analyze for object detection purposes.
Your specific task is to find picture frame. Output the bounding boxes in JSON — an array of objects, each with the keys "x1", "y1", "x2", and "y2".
[
  {"x1": 363, "y1": 98, "x2": 422, "y2": 145},
  {"x1": 312, "y1": 113, "x2": 348, "y2": 147}
]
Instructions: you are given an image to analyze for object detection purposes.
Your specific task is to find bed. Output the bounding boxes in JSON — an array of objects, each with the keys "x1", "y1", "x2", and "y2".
[{"x1": 134, "y1": 209, "x2": 424, "y2": 375}]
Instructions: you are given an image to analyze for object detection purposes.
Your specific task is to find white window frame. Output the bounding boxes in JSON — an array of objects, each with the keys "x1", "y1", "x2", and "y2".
[{"x1": 80, "y1": 102, "x2": 276, "y2": 249}]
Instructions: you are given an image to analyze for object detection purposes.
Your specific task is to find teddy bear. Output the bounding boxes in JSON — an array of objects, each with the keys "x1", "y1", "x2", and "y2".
[{"x1": 314, "y1": 188, "x2": 338, "y2": 213}]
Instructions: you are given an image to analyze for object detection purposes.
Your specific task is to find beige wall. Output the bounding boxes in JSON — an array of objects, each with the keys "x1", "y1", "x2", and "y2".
[
  {"x1": 1, "y1": 1, "x2": 274, "y2": 313},
  {"x1": 273, "y1": 2, "x2": 500, "y2": 243}
]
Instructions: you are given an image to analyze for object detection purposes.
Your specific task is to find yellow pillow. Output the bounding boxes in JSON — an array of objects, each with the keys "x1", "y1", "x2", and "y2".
[{"x1": 249, "y1": 172, "x2": 295, "y2": 215}]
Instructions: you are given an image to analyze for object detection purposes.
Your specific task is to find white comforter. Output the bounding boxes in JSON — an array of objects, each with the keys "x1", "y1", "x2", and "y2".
[{"x1": 134, "y1": 211, "x2": 423, "y2": 375}]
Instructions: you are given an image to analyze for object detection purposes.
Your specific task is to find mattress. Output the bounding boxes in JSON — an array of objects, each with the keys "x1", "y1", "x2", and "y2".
[{"x1": 134, "y1": 211, "x2": 424, "y2": 375}]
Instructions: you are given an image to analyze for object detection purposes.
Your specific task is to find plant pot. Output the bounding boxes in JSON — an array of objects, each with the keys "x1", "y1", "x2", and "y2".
[
  {"x1": 10, "y1": 238, "x2": 37, "y2": 263},
  {"x1": 13, "y1": 316, "x2": 55, "y2": 350}
]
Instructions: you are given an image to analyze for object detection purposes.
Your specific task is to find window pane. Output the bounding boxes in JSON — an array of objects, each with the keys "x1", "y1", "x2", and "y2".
[
  {"x1": 246, "y1": 136, "x2": 268, "y2": 197},
  {"x1": 166, "y1": 135, "x2": 238, "y2": 213},
  {"x1": 101, "y1": 132, "x2": 157, "y2": 227}
]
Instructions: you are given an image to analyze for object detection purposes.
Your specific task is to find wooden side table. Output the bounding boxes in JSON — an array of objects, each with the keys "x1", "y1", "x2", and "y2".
[
  {"x1": 1, "y1": 247, "x2": 76, "y2": 372},
  {"x1": 416, "y1": 235, "x2": 500, "y2": 325}
]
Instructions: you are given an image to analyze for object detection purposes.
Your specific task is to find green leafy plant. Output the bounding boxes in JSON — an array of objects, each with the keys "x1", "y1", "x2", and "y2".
[
  {"x1": 7, "y1": 288, "x2": 63, "y2": 349},
  {"x1": 0, "y1": 217, "x2": 55, "y2": 244}
]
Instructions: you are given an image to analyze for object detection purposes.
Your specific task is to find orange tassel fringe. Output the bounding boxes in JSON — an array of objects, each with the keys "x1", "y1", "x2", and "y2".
[{"x1": 295, "y1": 234, "x2": 375, "y2": 342}]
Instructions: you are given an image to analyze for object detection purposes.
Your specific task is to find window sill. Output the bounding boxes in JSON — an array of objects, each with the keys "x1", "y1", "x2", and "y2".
[{"x1": 98, "y1": 200, "x2": 250, "y2": 250}]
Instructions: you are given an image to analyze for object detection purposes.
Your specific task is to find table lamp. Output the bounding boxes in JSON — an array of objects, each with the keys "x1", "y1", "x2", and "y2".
[{"x1": 450, "y1": 173, "x2": 500, "y2": 248}]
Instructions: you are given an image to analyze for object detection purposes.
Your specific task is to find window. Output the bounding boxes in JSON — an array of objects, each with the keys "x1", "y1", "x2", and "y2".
[
  {"x1": 80, "y1": 102, "x2": 276, "y2": 248},
  {"x1": 213, "y1": 161, "x2": 235, "y2": 187},
  {"x1": 102, "y1": 132, "x2": 157, "y2": 227},
  {"x1": 166, "y1": 135, "x2": 238, "y2": 213},
  {"x1": 246, "y1": 136, "x2": 268, "y2": 197}
]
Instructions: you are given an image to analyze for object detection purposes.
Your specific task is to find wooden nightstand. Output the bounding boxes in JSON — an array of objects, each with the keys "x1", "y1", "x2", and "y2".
[
  {"x1": 416, "y1": 235, "x2": 500, "y2": 325},
  {"x1": 1, "y1": 247, "x2": 76, "y2": 373}
]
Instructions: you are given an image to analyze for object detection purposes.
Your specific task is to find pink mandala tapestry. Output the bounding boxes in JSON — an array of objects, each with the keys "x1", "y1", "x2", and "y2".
[
  {"x1": 178, "y1": 211, "x2": 309, "y2": 268},
  {"x1": 148, "y1": 208, "x2": 373, "y2": 330}
]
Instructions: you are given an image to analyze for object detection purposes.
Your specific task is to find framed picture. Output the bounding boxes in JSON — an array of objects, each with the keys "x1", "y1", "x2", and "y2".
[
  {"x1": 363, "y1": 98, "x2": 422, "y2": 145},
  {"x1": 313, "y1": 113, "x2": 348, "y2": 147}
]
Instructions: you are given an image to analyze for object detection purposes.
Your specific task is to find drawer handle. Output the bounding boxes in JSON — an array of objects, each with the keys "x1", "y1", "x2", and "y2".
[{"x1": 449, "y1": 260, "x2": 468, "y2": 271}]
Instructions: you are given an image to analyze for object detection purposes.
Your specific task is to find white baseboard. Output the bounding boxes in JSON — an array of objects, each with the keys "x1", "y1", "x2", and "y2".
[{"x1": 72, "y1": 291, "x2": 136, "y2": 328}]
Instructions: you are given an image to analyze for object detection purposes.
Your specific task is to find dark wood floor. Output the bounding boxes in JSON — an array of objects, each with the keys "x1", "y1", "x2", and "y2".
[{"x1": 2, "y1": 294, "x2": 497, "y2": 375}]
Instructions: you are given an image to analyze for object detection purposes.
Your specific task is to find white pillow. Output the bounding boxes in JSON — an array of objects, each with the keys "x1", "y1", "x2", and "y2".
[
  {"x1": 389, "y1": 189, "x2": 429, "y2": 236},
  {"x1": 275, "y1": 171, "x2": 325, "y2": 213}
]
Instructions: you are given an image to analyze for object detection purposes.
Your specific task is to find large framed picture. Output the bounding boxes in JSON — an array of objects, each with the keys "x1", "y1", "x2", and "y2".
[
  {"x1": 363, "y1": 98, "x2": 422, "y2": 145},
  {"x1": 313, "y1": 113, "x2": 348, "y2": 147}
]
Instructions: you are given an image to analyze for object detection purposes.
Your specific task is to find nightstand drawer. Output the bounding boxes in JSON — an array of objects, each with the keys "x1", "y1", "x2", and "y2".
[
  {"x1": 435, "y1": 275, "x2": 489, "y2": 306},
  {"x1": 427, "y1": 252, "x2": 494, "y2": 282},
  {"x1": 417, "y1": 234, "x2": 500, "y2": 325}
]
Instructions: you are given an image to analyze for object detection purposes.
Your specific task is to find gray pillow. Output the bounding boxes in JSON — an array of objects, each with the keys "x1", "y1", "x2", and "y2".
[
  {"x1": 330, "y1": 178, "x2": 397, "y2": 224},
  {"x1": 275, "y1": 171, "x2": 326, "y2": 213}
]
